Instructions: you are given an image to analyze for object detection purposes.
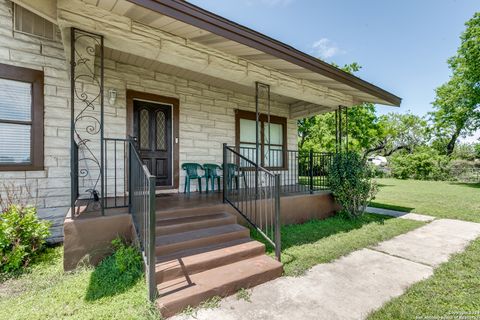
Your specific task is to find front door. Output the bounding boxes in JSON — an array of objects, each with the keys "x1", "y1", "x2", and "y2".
[{"x1": 133, "y1": 100, "x2": 172, "y2": 187}]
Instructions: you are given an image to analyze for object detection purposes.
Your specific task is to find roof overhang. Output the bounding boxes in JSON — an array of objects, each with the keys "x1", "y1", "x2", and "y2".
[{"x1": 126, "y1": 0, "x2": 401, "y2": 107}]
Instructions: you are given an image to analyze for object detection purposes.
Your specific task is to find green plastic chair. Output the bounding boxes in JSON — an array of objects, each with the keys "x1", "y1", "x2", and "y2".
[
  {"x1": 222, "y1": 163, "x2": 247, "y2": 190},
  {"x1": 203, "y1": 163, "x2": 222, "y2": 193},
  {"x1": 181, "y1": 163, "x2": 206, "y2": 194}
]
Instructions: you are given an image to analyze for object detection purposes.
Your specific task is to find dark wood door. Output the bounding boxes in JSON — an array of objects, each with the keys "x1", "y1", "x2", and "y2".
[{"x1": 133, "y1": 100, "x2": 172, "y2": 187}]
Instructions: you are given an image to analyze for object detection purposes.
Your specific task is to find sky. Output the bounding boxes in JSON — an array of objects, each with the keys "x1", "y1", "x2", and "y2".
[{"x1": 189, "y1": 0, "x2": 480, "y2": 141}]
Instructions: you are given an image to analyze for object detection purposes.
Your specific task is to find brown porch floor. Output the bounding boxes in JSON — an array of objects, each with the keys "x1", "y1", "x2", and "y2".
[
  {"x1": 155, "y1": 191, "x2": 224, "y2": 212},
  {"x1": 71, "y1": 185, "x2": 330, "y2": 218}
]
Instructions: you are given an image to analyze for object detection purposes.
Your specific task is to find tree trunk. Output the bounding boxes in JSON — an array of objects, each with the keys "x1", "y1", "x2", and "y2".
[{"x1": 446, "y1": 127, "x2": 462, "y2": 156}]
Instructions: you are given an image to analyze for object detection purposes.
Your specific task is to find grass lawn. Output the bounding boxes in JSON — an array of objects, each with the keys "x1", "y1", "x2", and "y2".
[
  {"x1": 0, "y1": 246, "x2": 160, "y2": 320},
  {"x1": 371, "y1": 178, "x2": 480, "y2": 222},
  {"x1": 368, "y1": 237, "x2": 480, "y2": 320},
  {"x1": 253, "y1": 213, "x2": 425, "y2": 276}
]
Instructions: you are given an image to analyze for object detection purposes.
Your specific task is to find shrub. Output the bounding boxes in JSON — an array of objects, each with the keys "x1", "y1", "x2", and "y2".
[
  {"x1": 0, "y1": 205, "x2": 51, "y2": 273},
  {"x1": 390, "y1": 147, "x2": 450, "y2": 180},
  {"x1": 328, "y1": 152, "x2": 378, "y2": 218}
]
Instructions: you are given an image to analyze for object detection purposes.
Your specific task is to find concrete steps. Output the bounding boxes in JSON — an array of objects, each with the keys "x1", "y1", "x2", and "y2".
[
  {"x1": 153, "y1": 210, "x2": 283, "y2": 317},
  {"x1": 156, "y1": 255, "x2": 283, "y2": 317},
  {"x1": 155, "y1": 238, "x2": 266, "y2": 283},
  {"x1": 155, "y1": 224, "x2": 250, "y2": 256},
  {"x1": 156, "y1": 212, "x2": 236, "y2": 235}
]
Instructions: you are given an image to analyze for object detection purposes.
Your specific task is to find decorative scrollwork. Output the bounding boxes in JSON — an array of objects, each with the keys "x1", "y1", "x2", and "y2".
[{"x1": 71, "y1": 28, "x2": 104, "y2": 213}]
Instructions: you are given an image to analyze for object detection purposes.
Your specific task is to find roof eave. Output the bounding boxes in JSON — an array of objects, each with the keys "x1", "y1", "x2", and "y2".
[{"x1": 127, "y1": 0, "x2": 402, "y2": 107}]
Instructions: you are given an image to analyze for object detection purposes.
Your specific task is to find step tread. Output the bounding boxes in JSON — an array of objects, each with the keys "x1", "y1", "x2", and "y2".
[
  {"x1": 156, "y1": 212, "x2": 233, "y2": 227},
  {"x1": 156, "y1": 255, "x2": 283, "y2": 315},
  {"x1": 156, "y1": 224, "x2": 247, "y2": 247},
  {"x1": 155, "y1": 240, "x2": 266, "y2": 283},
  {"x1": 156, "y1": 237, "x2": 255, "y2": 263}
]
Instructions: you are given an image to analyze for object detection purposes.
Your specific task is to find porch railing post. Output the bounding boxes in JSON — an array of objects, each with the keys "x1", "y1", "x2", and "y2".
[
  {"x1": 274, "y1": 173, "x2": 281, "y2": 261},
  {"x1": 309, "y1": 149, "x2": 314, "y2": 194},
  {"x1": 128, "y1": 141, "x2": 133, "y2": 212},
  {"x1": 148, "y1": 175, "x2": 156, "y2": 301},
  {"x1": 223, "y1": 143, "x2": 227, "y2": 203}
]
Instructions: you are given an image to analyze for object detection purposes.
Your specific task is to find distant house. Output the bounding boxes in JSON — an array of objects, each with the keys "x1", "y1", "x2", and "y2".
[{"x1": 0, "y1": 0, "x2": 400, "y2": 316}]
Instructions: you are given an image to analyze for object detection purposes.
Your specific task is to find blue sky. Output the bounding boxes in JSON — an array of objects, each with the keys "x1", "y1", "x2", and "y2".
[{"x1": 189, "y1": 0, "x2": 479, "y2": 120}]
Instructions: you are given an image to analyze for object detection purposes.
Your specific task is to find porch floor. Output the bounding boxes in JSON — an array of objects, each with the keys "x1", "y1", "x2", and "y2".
[{"x1": 72, "y1": 186, "x2": 331, "y2": 218}]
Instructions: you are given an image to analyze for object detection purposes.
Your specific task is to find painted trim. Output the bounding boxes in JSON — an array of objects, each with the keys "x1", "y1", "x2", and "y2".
[{"x1": 0, "y1": 63, "x2": 44, "y2": 171}]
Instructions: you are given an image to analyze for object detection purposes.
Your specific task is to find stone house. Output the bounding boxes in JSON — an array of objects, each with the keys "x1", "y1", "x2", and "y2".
[{"x1": 0, "y1": 0, "x2": 400, "y2": 316}]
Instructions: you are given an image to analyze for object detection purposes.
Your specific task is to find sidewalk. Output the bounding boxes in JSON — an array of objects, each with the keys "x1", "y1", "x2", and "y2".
[
  {"x1": 172, "y1": 218, "x2": 480, "y2": 320},
  {"x1": 366, "y1": 206, "x2": 436, "y2": 222}
]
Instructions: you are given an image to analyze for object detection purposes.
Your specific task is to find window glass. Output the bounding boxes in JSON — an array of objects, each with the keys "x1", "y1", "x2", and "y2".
[
  {"x1": 264, "y1": 123, "x2": 283, "y2": 145},
  {"x1": 237, "y1": 111, "x2": 287, "y2": 168},
  {"x1": 156, "y1": 110, "x2": 166, "y2": 150},
  {"x1": 239, "y1": 119, "x2": 258, "y2": 143},
  {"x1": 0, "y1": 78, "x2": 31, "y2": 121},
  {"x1": 0, "y1": 123, "x2": 31, "y2": 164},
  {"x1": 265, "y1": 145, "x2": 283, "y2": 167},
  {"x1": 239, "y1": 143, "x2": 258, "y2": 164},
  {"x1": 139, "y1": 109, "x2": 149, "y2": 150}
]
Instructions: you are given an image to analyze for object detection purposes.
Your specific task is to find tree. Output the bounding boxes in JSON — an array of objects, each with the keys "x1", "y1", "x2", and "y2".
[
  {"x1": 297, "y1": 63, "x2": 383, "y2": 154},
  {"x1": 430, "y1": 12, "x2": 480, "y2": 156},
  {"x1": 364, "y1": 112, "x2": 429, "y2": 157}
]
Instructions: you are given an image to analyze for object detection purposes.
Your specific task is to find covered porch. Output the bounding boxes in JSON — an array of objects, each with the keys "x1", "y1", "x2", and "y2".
[{"x1": 46, "y1": 0, "x2": 401, "y2": 312}]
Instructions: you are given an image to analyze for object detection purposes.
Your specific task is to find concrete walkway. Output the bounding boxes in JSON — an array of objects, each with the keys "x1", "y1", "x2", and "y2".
[
  {"x1": 171, "y1": 218, "x2": 480, "y2": 320},
  {"x1": 366, "y1": 206, "x2": 436, "y2": 222}
]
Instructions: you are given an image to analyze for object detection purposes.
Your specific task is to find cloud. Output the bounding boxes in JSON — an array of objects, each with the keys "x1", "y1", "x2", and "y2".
[{"x1": 311, "y1": 38, "x2": 344, "y2": 59}]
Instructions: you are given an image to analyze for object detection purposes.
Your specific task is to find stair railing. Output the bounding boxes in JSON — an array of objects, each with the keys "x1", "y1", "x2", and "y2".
[
  {"x1": 223, "y1": 144, "x2": 281, "y2": 261},
  {"x1": 128, "y1": 139, "x2": 157, "y2": 301}
]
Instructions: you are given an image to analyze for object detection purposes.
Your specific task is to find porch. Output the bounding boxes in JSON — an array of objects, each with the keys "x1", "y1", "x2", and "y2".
[{"x1": 56, "y1": 0, "x2": 398, "y2": 314}]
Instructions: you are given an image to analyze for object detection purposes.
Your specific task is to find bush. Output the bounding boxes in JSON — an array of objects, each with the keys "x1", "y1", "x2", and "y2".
[
  {"x1": 0, "y1": 205, "x2": 51, "y2": 273},
  {"x1": 328, "y1": 152, "x2": 378, "y2": 218},
  {"x1": 390, "y1": 147, "x2": 450, "y2": 180}
]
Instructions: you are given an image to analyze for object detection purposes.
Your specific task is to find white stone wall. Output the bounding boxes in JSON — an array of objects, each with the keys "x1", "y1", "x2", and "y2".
[
  {"x1": 102, "y1": 59, "x2": 298, "y2": 193},
  {"x1": 0, "y1": 0, "x2": 70, "y2": 241},
  {"x1": 0, "y1": 0, "x2": 299, "y2": 240}
]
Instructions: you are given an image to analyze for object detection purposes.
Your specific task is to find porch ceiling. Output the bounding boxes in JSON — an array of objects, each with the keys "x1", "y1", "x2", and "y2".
[
  {"x1": 104, "y1": 47, "x2": 298, "y2": 105},
  {"x1": 85, "y1": 0, "x2": 401, "y2": 107}
]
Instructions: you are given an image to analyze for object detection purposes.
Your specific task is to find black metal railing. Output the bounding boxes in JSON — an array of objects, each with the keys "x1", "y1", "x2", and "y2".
[
  {"x1": 298, "y1": 150, "x2": 334, "y2": 192},
  {"x1": 104, "y1": 138, "x2": 129, "y2": 208},
  {"x1": 237, "y1": 147, "x2": 334, "y2": 193},
  {"x1": 223, "y1": 144, "x2": 281, "y2": 261},
  {"x1": 128, "y1": 140, "x2": 157, "y2": 301}
]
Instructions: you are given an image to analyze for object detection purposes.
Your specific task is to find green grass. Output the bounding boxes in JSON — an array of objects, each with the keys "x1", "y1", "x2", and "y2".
[
  {"x1": 0, "y1": 246, "x2": 160, "y2": 320},
  {"x1": 371, "y1": 178, "x2": 480, "y2": 222},
  {"x1": 368, "y1": 237, "x2": 480, "y2": 320},
  {"x1": 253, "y1": 213, "x2": 425, "y2": 276}
]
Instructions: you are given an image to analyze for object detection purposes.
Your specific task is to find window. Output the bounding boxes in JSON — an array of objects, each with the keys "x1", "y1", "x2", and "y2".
[
  {"x1": 235, "y1": 109, "x2": 287, "y2": 169},
  {"x1": 0, "y1": 63, "x2": 44, "y2": 171},
  {"x1": 13, "y1": 4, "x2": 57, "y2": 41}
]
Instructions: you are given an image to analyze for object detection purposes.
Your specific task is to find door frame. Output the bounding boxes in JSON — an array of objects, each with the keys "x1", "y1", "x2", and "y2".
[{"x1": 126, "y1": 90, "x2": 179, "y2": 190}]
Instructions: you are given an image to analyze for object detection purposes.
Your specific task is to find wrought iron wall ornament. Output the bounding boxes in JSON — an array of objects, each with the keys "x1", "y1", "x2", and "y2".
[{"x1": 70, "y1": 28, "x2": 105, "y2": 215}]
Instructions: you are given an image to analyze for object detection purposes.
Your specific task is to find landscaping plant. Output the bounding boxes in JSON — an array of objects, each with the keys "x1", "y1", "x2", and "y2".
[
  {"x1": 328, "y1": 151, "x2": 378, "y2": 218},
  {"x1": 389, "y1": 147, "x2": 450, "y2": 180},
  {"x1": 0, "y1": 204, "x2": 51, "y2": 273}
]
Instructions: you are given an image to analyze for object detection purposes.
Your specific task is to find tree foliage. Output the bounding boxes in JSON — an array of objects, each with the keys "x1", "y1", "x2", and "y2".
[
  {"x1": 328, "y1": 152, "x2": 378, "y2": 219},
  {"x1": 297, "y1": 63, "x2": 429, "y2": 157},
  {"x1": 366, "y1": 112, "x2": 429, "y2": 157},
  {"x1": 430, "y1": 12, "x2": 480, "y2": 155}
]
